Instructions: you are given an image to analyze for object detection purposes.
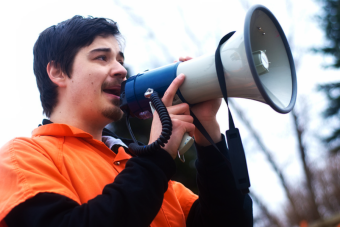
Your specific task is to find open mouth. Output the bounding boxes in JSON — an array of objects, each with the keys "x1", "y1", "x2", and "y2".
[{"x1": 103, "y1": 87, "x2": 121, "y2": 97}]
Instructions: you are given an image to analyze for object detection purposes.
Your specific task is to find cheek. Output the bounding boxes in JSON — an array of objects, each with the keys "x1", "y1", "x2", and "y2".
[
  {"x1": 70, "y1": 63, "x2": 107, "y2": 98},
  {"x1": 89, "y1": 79, "x2": 102, "y2": 96},
  {"x1": 78, "y1": 71, "x2": 102, "y2": 92},
  {"x1": 69, "y1": 77, "x2": 101, "y2": 101}
]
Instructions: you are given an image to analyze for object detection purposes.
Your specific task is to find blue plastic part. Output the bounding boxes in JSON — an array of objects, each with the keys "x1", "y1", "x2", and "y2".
[
  {"x1": 123, "y1": 62, "x2": 181, "y2": 119},
  {"x1": 123, "y1": 75, "x2": 141, "y2": 117}
]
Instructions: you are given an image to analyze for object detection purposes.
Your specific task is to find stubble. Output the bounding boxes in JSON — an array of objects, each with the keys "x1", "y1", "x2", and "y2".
[{"x1": 101, "y1": 98, "x2": 123, "y2": 122}]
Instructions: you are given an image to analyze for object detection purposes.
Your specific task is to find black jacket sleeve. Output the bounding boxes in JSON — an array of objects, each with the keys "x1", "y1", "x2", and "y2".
[
  {"x1": 186, "y1": 135, "x2": 253, "y2": 227},
  {"x1": 4, "y1": 149, "x2": 176, "y2": 227}
]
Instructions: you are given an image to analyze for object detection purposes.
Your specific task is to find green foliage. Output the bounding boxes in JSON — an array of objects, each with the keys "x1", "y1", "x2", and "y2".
[
  {"x1": 319, "y1": 82, "x2": 340, "y2": 118},
  {"x1": 317, "y1": 0, "x2": 340, "y2": 68},
  {"x1": 318, "y1": 83, "x2": 340, "y2": 153},
  {"x1": 317, "y1": 0, "x2": 340, "y2": 153}
]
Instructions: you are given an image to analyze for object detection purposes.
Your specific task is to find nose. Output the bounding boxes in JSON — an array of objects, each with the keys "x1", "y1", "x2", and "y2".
[{"x1": 110, "y1": 61, "x2": 127, "y2": 79}]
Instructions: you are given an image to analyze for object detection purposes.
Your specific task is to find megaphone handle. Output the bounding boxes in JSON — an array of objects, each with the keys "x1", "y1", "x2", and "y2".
[
  {"x1": 178, "y1": 133, "x2": 194, "y2": 160},
  {"x1": 149, "y1": 101, "x2": 194, "y2": 161}
]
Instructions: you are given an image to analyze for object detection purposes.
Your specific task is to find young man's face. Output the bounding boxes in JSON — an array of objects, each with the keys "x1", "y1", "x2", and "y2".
[{"x1": 65, "y1": 35, "x2": 127, "y2": 124}]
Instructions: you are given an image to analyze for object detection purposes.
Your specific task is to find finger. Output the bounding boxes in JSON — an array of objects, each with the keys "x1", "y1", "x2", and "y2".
[
  {"x1": 170, "y1": 115, "x2": 194, "y2": 124},
  {"x1": 184, "y1": 122, "x2": 195, "y2": 137},
  {"x1": 179, "y1": 56, "x2": 193, "y2": 62},
  {"x1": 172, "y1": 119, "x2": 196, "y2": 137},
  {"x1": 162, "y1": 74, "x2": 185, "y2": 107},
  {"x1": 167, "y1": 103, "x2": 190, "y2": 116}
]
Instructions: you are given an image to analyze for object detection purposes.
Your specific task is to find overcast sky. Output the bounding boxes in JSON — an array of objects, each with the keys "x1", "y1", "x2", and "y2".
[{"x1": 0, "y1": 0, "x2": 339, "y2": 218}]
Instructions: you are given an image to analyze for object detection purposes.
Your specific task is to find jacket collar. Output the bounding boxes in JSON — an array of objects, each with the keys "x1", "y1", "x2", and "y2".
[
  {"x1": 33, "y1": 122, "x2": 94, "y2": 139},
  {"x1": 35, "y1": 119, "x2": 123, "y2": 139},
  {"x1": 33, "y1": 119, "x2": 138, "y2": 157},
  {"x1": 33, "y1": 120, "x2": 134, "y2": 160}
]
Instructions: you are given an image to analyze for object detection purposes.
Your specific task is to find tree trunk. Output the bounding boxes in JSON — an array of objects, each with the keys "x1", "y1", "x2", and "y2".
[{"x1": 292, "y1": 110, "x2": 321, "y2": 220}]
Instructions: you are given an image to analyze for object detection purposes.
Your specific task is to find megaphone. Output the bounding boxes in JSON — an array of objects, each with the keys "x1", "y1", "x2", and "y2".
[
  {"x1": 120, "y1": 4, "x2": 297, "y2": 160},
  {"x1": 120, "y1": 4, "x2": 297, "y2": 119}
]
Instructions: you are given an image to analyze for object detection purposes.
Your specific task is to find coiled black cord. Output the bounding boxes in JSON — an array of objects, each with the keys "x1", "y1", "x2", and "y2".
[{"x1": 127, "y1": 91, "x2": 172, "y2": 156}]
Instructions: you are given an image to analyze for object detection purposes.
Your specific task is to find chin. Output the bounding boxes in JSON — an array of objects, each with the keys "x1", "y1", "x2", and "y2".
[{"x1": 102, "y1": 107, "x2": 124, "y2": 122}]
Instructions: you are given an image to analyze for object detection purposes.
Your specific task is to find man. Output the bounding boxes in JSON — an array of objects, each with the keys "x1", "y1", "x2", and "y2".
[{"x1": 0, "y1": 16, "x2": 252, "y2": 226}]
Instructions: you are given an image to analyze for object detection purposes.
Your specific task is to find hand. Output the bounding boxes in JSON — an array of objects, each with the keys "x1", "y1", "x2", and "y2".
[
  {"x1": 177, "y1": 56, "x2": 222, "y2": 146},
  {"x1": 174, "y1": 56, "x2": 193, "y2": 63},
  {"x1": 191, "y1": 99, "x2": 222, "y2": 146},
  {"x1": 149, "y1": 74, "x2": 195, "y2": 159}
]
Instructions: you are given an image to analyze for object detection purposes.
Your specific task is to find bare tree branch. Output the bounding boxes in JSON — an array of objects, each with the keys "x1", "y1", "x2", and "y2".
[
  {"x1": 113, "y1": 0, "x2": 175, "y2": 67},
  {"x1": 292, "y1": 109, "x2": 322, "y2": 220},
  {"x1": 229, "y1": 100, "x2": 301, "y2": 222},
  {"x1": 250, "y1": 191, "x2": 284, "y2": 227},
  {"x1": 309, "y1": 213, "x2": 340, "y2": 227},
  {"x1": 176, "y1": 6, "x2": 204, "y2": 55}
]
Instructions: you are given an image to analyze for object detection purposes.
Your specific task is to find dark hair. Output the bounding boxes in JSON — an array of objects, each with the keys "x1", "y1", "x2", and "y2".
[{"x1": 33, "y1": 15, "x2": 122, "y2": 117}]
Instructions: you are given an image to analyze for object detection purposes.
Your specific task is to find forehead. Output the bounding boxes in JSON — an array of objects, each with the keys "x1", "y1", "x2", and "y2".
[{"x1": 83, "y1": 35, "x2": 121, "y2": 54}]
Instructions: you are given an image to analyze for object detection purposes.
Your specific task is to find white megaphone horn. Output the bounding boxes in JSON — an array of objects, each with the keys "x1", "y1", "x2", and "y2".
[{"x1": 175, "y1": 5, "x2": 297, "y2": 113}]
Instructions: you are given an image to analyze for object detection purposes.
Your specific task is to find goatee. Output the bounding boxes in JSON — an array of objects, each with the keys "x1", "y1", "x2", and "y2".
[{"x1": 102, "y1": 99, "x2": 123, "y2": 121}]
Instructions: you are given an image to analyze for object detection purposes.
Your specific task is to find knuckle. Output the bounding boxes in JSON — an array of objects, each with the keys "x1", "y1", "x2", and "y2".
[
  {"x1": 183, "y1": 103, "x2": 190, "y2": 111},
  {"x1": 167, "y1": 106, "x2": 174, "y2": 111},
  {"x1": 171, "y1": 118, "x2": 179, "y2": 125},
  {"x1": 178, "y1": 103, "x2": 189, "y2": 111},
  {"x1": 182, "y1": 103, "x2": 189, "y2": 109}
]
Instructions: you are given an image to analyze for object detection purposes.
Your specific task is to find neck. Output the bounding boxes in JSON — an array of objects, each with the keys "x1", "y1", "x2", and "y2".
[{"x1": 49, "y1": 106, "x2": 108, "y2": 141}]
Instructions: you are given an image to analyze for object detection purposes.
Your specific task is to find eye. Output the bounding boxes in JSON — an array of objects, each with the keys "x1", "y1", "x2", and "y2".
[
  {"x1": 96, "y1": 55, "x2": 107, "y2": 61},
  {"x1": 119, "y1": 61, "x2": 124, "y2": 66}
]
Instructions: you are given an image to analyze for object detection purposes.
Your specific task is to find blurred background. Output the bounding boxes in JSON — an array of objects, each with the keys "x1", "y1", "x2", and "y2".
[{"x1": 0, "y1": 0, "x2": 339, "y2": 226}]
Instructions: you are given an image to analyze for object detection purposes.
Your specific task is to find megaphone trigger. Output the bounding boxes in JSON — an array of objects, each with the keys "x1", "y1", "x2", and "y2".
[{"x1": 178, "y1": 133, "x2": 194, "y2": 160}]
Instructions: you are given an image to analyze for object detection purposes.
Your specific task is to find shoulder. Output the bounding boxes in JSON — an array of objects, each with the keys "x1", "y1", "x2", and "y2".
[
  {"x1": 0, "y1": 136, "x2": 64, "y2": 178},
  {"x1": 0, "y1": 137, "x2": 41, "y2": 163},
  {"x1": 0, "y1": 136, "x2": 63, "y2": 163},
  {"x1": 0, "y1": 137, "x2": 80, "y2": 222}
]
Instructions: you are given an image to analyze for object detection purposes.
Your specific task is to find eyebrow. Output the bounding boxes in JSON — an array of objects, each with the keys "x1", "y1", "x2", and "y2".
[
  {"x1": 89, "y1": 48, "x2": 125, "y2": 60},
  {"x1": 89, "y1": 48, "x2": 111, "y2": 54}
]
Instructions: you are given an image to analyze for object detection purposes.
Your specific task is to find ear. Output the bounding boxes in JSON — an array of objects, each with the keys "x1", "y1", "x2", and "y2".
[{"x1": 47, "y1": 61, "x2": 67, "y2": 87}]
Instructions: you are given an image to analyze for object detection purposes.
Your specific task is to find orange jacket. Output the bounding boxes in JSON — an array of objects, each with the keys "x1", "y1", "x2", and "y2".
[{"x1": 0, "y1": 123, "x2": 198, "y2": 227}]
